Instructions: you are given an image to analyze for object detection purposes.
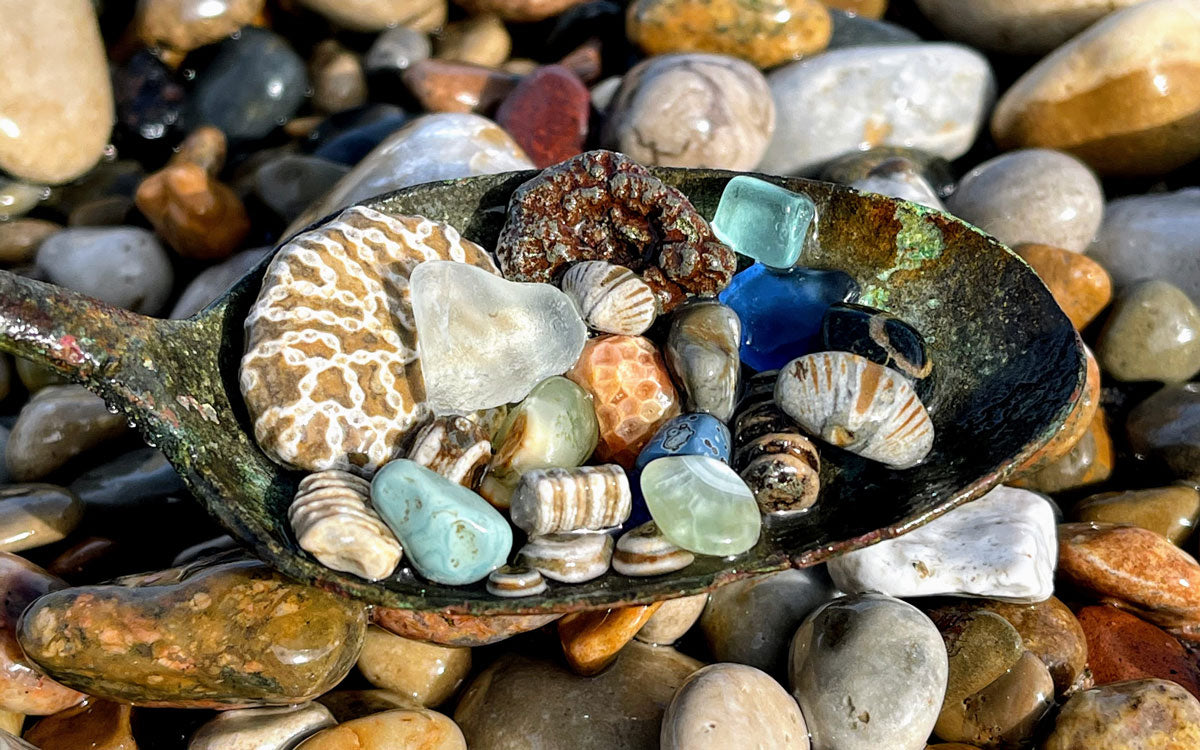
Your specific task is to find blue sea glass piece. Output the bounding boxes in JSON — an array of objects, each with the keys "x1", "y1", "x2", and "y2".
[
  {"x1": 635, "y1": 413, "x2": 732, "y2": 472},
  {"x1": 718, "y1": 263, "x2": 859, "y2": 372},
  {"x1": 371, "y1": 459, "x2": 512, "y2": 585},
  {"x1": 711, "y1": 176, "x2": 816, "y2": 271}
]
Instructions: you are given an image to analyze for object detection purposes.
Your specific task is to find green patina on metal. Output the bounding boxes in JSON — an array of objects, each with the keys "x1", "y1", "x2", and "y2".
[{"x1": 0, "y1": 168, "x2": 1084, "y2": 615}]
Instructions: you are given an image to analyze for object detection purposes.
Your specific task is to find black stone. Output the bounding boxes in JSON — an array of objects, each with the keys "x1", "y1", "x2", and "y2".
[{"x1": 822, "y1": 302, "x2": 933, "y2": 391}]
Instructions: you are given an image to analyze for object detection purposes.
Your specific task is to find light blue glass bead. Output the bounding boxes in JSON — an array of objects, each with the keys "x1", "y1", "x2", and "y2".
[
  {"x1": 711, "y1": 176, "x2": 816, "y2": 271},
  {"x1": 635, "y1": 413, "x2": 732, "y2": 472},
  {"x1": 372, "y1": 459, "x2": 512, "y2": 585},
  {"x1": 641, "y1": 455, "x2": 761, "y2": 556}
]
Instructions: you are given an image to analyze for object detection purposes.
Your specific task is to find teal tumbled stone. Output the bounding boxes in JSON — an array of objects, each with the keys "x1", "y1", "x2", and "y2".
[
  {"x1": 371, "y1": 459, "x2": 512, "y2": 585},
  {"x1": 711, "y1": 176, "x2": 816, "y2": 271},
  {"x1": 640, "y1": 455, "x2": 761, "y2": 557}
]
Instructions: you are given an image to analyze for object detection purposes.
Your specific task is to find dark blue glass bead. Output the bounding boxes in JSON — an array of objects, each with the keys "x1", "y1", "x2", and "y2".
[
  {"x1": 628, "y1": 413, "x2": 732, "y2": 527},
  {"x1": 718, "y1": 263, "x2": 859, "y2": 372}
]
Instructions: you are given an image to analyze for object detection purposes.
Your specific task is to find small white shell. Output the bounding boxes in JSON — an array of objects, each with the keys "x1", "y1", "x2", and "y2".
[
  {"x1": 486, "y1": 564, "x2": 547, "y2": 598},
  {"x1": 407, "y1": 415, "x2": 492, "y2": 489},
  {"x1": 561, "y1": 260, "x2": 657, "y2": 335},
  {"x1": 613, "y1": 522, "x2": 694, "y2": 577},
  {"x1": 510, "y1": 465, "x2": 631, "y2": 536},
  {"x1": 517, "y1": 532, "x2": 613, "y2": 583},
  {"x1": 290, "y1": 470, "x2": 403, "y2": 581},
  {"x1": 775, "y1": 351, "x2": 934, "y2": 469}
]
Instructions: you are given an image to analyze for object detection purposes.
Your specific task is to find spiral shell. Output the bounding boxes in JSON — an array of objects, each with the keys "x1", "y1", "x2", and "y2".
[
  {"x1": 289, "y1": 470, "x2": 402, "y2": 581},
  {"x1": 613, "y1": 522, "x2": 694, "y2": 577},
  {"x1": 561, "y1": 261, "x2": 658, "y2": 336},
  {"x1": 486, "y1": 564, "x2": 547, "y2": 598},
  {"x1": 510, "y1": 465, "x2": 632, "y2": 536},
  {"x1": 407, "y1": 415, "x2": 492, "y2": 489},
  {"x1": 775, "y1": 351, "x2": 934, "y2": 469},
  {"x1": 517, "y1": 533, "x2": 613, "y2": 583}
]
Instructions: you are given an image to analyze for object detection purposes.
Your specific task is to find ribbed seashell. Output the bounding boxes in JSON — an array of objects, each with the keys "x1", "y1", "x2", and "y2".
[
  {"x1": 510, "y1": 465, "x2": 631, "y2": 536},
  {"x1": 733, "y1": 377, "x2": 821, "y2": 514},
  {"x1": 407, "y1": 416, "x2": 492, "y2": 489},
  {"x1": 560, "y1": 261, "x2": 657, "y2": 336},
  {"x1": 613, "y1": 522, "x2": 694, "y2": 577},
  {"x1": 289, "y1": 470, "x2": 402, "y2": 581},
  {"x1": 486, "y1": 564, "x2": 547, "y2": 598},
  {"x1": 517, "y1": 532, "x2": 613, "y2": 583},
  {"x1": 775, "y1": 351, "x2": 934, "y2": 469}
]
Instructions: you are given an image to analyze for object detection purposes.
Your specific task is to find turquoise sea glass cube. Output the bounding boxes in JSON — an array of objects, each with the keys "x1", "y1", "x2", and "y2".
[{"x1": 711, "y1": 176, "x2": 816, "y2": 271}]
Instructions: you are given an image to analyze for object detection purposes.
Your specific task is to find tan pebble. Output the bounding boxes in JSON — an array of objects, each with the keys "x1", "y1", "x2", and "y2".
[
  {"x1": 510, "y1": 465, "x2": 631, "y2": 535},
  {"x1": 0, "y1": 712, "x2": 20, "y2": 737},
  {"x1": 558, "y1": 603, "x2": 663, "y2": 675},
  {"x1": 0, "y1": 220, "x2": 60, "y2": 266},
  {"x1": 561, "y1": 261, "x2": 658, "y2": 336},
  {"x1": 436, "y1": 15, "x2": 512, "y2": 68},
  {"x1": 289, "y1": 470, "x2": 402, "y2": 581},
  {"x1": 518, "y1": 532, "x2": 613, "y2": 583},
  {"x1": 486, "y1": 564, "x2": 547, "y2": 598},
  {"x1": 613, "y1": 522, "x2": 694, "y2": 577},
  {"x1": 1043, "y1": 678, "x2": 1200, "y2": 750},
  {"x1": 636, "y1": 593, "x2": 708, "y2": 645},
  {"x1": 310, "y1": 40, "x2": 368, "y2": 115},
  {"x1": 316, "y1": 689, "x2": 417, "y2": 722},
  {"x1": 356, "y1": 626, "x2": 471, "y2": 708},
  {"x1": 240, "y1": 205, "x2": 499, "y2": 474},
  {"x1": 296, "y1": 707, "x2": 466, "y2": 750},
  {"x1": 294, "y1": 0, "x2": 447, "y2": 32},
  {"x1": 187, "y1": 703, "x2": 335, "y2": 750},
  {"x1": 1075, "y1": 485, "x2": 1200, "y2": 546},
  {"x1": 661, "y1": 663, "x2": 809, "y2": 750},
  {"x1": 136, "y1": 0, "x2": 264, "y2": 53},
  {"x1": 25, "y1": 699, "x2": 135, "y2": 750},
  {"x1": 407, "y1": 416, "x2": 492, "y2": 489},
  {"x1": 775, "y1": 351, "x2": 934, "y2": 469},
  {"x1": 0, "y1": 485, "x2": 83, "y2": 554}
]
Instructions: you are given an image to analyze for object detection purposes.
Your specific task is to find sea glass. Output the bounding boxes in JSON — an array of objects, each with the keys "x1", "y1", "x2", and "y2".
[
  {"x1": 711, "y1": 176, "x2": 816, "y2": 271},
  {"x1": 640, "y1": 455, "x2": 761, "y2": 556}
]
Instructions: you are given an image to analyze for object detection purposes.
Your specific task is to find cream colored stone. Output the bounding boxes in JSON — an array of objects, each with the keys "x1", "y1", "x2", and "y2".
[
  {"x1": 357, "y1": 626, "x2": 471, "y2": 707},
  {"x1": 913, "y1": 0, "x2": 1150, "y2": 55},
  {"x1": 637, "y1": 594, "x2": 708, "y2": 645},
  {"x1": 0, "y1": 0, "x2": 114, "y2": 184},
  {"x1": 297, "y1": 708, "x2": 466, "y2": 750},
  {"x1": 295, "y1": 0, "x2": 446, "y2": 31}
]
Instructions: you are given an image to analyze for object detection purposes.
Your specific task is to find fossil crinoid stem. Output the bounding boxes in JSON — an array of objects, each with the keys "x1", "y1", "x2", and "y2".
[{"x1": 289, "y1": 469, "x2": 402, "y2": 581}]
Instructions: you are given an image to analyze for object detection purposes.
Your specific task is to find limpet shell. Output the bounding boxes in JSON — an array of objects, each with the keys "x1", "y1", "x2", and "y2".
[
  {"x1": 561, "y1": 261, "x2": 658, "y2": 336},
  {"x1": 517, "y1": 533, "x2": 613, "y2": 583},
  {"x1": 407, "y1": 415, "x2": 492, "y2": 489},
  {"x1": 775, "y1": 351, "x2": 934, "y2": 469},
  {"x1": 613, "y1": 522, "x2": 694, "y2": 577},
  {"x1": 240, "y1": 205, "x2": 499, "y2": 476},
  {"x1": 510, "y1": 465, "x2": 631, "y2": 536},
  {"x1": 486, "y1": 564, "x2": 547, "y2": 598},
  {"x1": 289, "y1": 470, "x2": 403, "y2": 581}
]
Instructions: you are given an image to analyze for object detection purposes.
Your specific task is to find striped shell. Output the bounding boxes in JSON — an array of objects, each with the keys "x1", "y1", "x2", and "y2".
[
  {"x1": 510, "y1": 465, "x2": 631, "y2": 536},
  {"x1": 486, "y1": 564, "x2": 547, "y2": 598},
  {"x1": 561, "y1": 261, "x2": 657, "y2": 336},
  {"x1": 289, "y1": 470, "x2": 403, "y2": 581},
  {"x1": 407, "y1": 416, "x2": 492, "y2": 489},
  {"x1": 240, "y1": 205, "x2": 499, "y2": 476},
  {"x1": 613, "y1": 522, "x2": 694, "y2": 577},
  {"x1": 517, "y1": 532, "x2": 613, "y2": 583},
  {"x1": 733, "y1": 373, "x2": 821, "y2": 515},
  {"x1": 775, "y1": 351, "x2": 934, "y2": 469}
]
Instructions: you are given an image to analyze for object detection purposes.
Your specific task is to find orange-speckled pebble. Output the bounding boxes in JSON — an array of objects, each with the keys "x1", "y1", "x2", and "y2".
[
  {"x1": 1058, "y1": 522, "x2": 1200, "y2": 638},
  {"x1": 1016, "y1": 244, "x2": 1113, "y2": 330},
  {"x1": 558, "y1": 603, "x2": 663, "y2": 675},
  {"x1": 566, "y1": 335, "x2": 680, "y2": 468},
  {"x1": 1044, "y1": 679, "x2": 1200, "y2": 750}
]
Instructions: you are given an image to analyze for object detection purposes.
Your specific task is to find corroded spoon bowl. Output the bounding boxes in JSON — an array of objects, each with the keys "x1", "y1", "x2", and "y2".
[{"x1": 0, "y1": 169, "x2": 1084, "y2": 615}]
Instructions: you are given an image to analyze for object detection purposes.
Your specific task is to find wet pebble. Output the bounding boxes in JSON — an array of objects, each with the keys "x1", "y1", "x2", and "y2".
[
  {"x1": 1044, "y1": 679, "x2": 1200, "y2": 749},
  {"x1": 297, "y1": 707, "x2": 465, "y2": 750},
  {"x1": 136, "y1": 0, "x2": 264, "y2": 54},
  {"x1": 1015, "y1": 243, "x2": 1112, "y2": 330},
  {"x1": 1097, "y1": 279, "x2": 1200, "y2": 383},
  {"x1": 636, "y1": 593, "x2": 708, "y2": 645},
  {"x1": 1088, "y1": 188, "x2": 1200, "y2": 304},
  {"x1": 1075, "y1": 486, "x2": 1200, "y2": 546},
  {"x1": 0, "y1": 220, "x2": 59, "y2": 267},
  {"x1": 7, "y1": 386, "x2": 132, "y2": 482},
  {"x1": 310, "y1": 40, "x2": 367, "y2": 115},
  {"x1": 495, "y1": 65, "x2": 590, "y2": 169},
  {"x1": 356, "y1": 626, "x2": 471, "y2": 708},
  {"x1": 0, "y1": 485, "x2": 83, "y2": 554},
  {"x1": 24, "y1": 699, "x2": 135, "y2": 750},
  {"x1": 370, "y1": 608, "x2": 560, "y2": 647},
  {"x1": 35, "y1": 227, "x2": 174, "y2": 315},
  {"x1": 436, "y1": 15, "x2": 511, "y2": 67},
  {"x1": 558, "y1": 604, "x2": 662, "y2": 675},
  {"x1": 662, "y1": 663, "x2": 809, "y2": 750},
  {"x1": 1126, "y1": 382, "x2": 1200, "y2": 482},
  {"x1": 187, "y1": 703, "x2": 335, "y2": 750},
  {"x1": 169, "y1": 247, "x2": 272, "y2": 319},
  {"x1": 1076, "y1": 605, "x2": 1200, "y2": 698},
  {"x1": 364, "y1": 26, "x2": 431, "y2": 75}
]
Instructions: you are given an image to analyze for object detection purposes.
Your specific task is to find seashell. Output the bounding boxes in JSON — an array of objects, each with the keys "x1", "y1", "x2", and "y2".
[
  {"x1": 407, "y1": 415, "x2": 492, "y2": 489},
  {"x1": 486, "y1": 564, "x2": 547, "y2": 598},
  {"x1": 289, "y1": 470, "x2": 402, "y2": 581},
  {"x1": 775, "y1": 351, "x2": 934, "y2": 469},
  {"x1": 517, "y1": 532, "x2": 613, "y2": 583},
  {"x1": 613, "y1": 522, "x2": 694, "y2": 577},
  {"x1": 733, "y1": 379, "x2": 821, "y2": 515},
  {"x1": 510, "y1": 465, "x2": 631, "y2": 536},
  {"x1": 560, "y1": 260, "x2": 658, "y2": 336}
]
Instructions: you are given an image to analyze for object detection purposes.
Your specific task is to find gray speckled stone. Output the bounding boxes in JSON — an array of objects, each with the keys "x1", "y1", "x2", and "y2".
[
  {"x1": 170, "y1": 247, "x2": 272, "y2": 319},
  {"x1": 662, "y1": 663, "x2": 809, "y2": 750},
  {"x1": 761, "y1": 44, "x2": 994, "y2": 176},
  {"x1": 455, "y1": 641, "x2": 702, "y2": 750},
  {"x1": 1089, "y1": 189, "x2": 1200, "y2": 304},
  {"x1": 365, "y1": 26, "x2": 432, "y2": 74},
  {"x1": 700, "y1": 568, "x2": 836, "y2": 679},
  {"x1": 36, "y1": 226, "x2": 174, "y2": 315},
  {"x1": 947, "y1": 149, "x2": 1103, "y2": 253},
  {"x1": 188, "y1": 703, "x2": 335, "y2": 750},
  {"x1": 1097, "y1": 280, "x2": 1200, "y2": 383},
  {"x1": 789, "y1": 592, "x2": 948, "y2": 750}
]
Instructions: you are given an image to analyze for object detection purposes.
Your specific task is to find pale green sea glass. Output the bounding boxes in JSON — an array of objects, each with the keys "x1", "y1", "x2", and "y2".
[
  {"x1": 640, "y1": 455, "x2": 761, "y2": 556},
  {"x1": 711, "y1": 175, "x2": 816, "y2": 271}
]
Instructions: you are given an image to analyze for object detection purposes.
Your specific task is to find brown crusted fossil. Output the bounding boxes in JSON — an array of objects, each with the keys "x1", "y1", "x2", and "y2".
[{"x1": 495, "y1": 150, "x2": 736, "y2": 312}]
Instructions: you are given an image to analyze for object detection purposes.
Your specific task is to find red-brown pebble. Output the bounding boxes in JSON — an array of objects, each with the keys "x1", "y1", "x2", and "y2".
[
  {"x1": 371, "y1": 607, "x2": 561, "y2": 647},
  {"x1": 402, "y1": 60, "x2": 520, "y2": 114},
  {"x1": 134, "y1": 162, "x2": 250, "y2": 260},
  {"x1": 495, "y1": 66, "x2": 590, "y2": 168},
  {"x1": 1077, "y1": 605, "x2": 1200, "y2": 699},
  {"x1": 1058, "y1": 523, "x2": 1200, "y2": 639}
]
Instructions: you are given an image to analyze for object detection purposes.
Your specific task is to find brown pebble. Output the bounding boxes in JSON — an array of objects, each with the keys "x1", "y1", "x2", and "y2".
[
  {"x1": 1075, "y1": 486, "x2": 1200, "y2": 546},
  {"x1": 310, "y1": 40, "x2": 368, "y2": 115},
  {"x1": 558, "y1": 603, "x2": 663, "y2": 675},
  {"x1": 136, "y1": 0, "x2": 264, "y2": 54},
  {"x1": 0, "y1": 485, "x2": 83, "y2": 554},
  {"x1": 371, "y1": 608, "x2": 560, "y2": 647},
  {"x1": 435, "y1": 15, "x2": 511, "y2": 68},
  {"x1": 0, "y1": 219, "x2": 59, "y2": 266},
  {"x1": 169, "y1": 125, "x2": 226, "y2": 177},
  {"x1": 402, "y1": 59, "x2": 520, "y2": 114},
  {"x1": 495, "y1": 66, "x2": 590, "y2": 169},
  {"x1": 1016, "y1": 243, "x2": 1113, "y2": 330},
  {"x1": 1077, "y1": 605, "x2": 1200, "y2": 699},
  {"x1": 1012, "y1": 346, "x2": 1099, "y2": 477},
  {"x1": 1010, "y1": 406, "x2": 1113, "y2": 494},
  {"x1": 134, "y1": 161, "x2": 250, "y2": 260},
  {"x1": 25, "y1": 699, "x2": 135, "y2": 750}
]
